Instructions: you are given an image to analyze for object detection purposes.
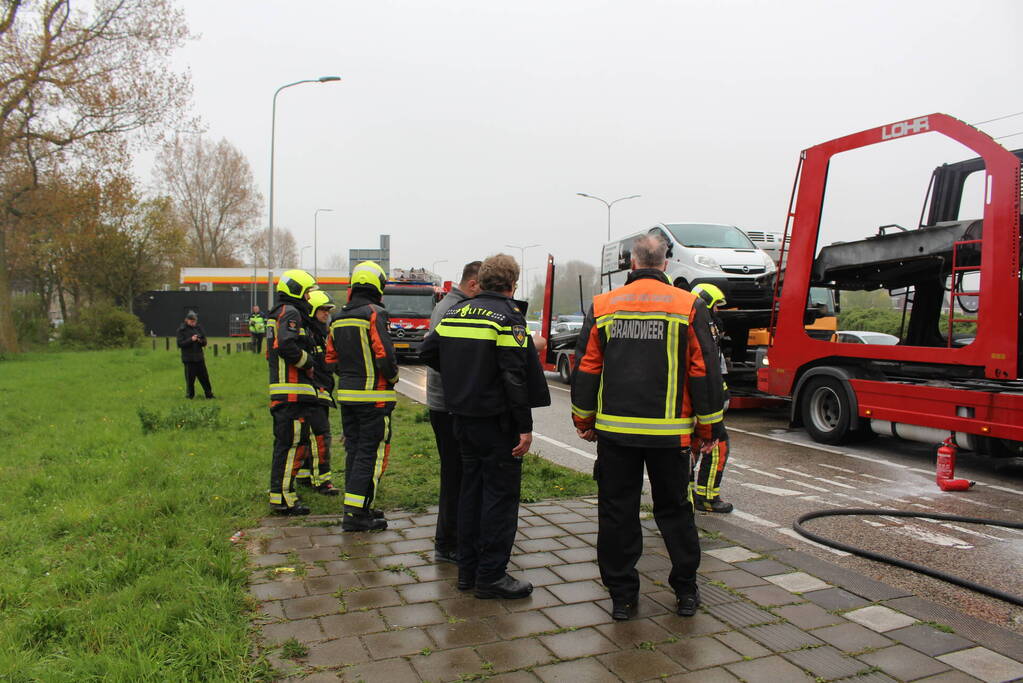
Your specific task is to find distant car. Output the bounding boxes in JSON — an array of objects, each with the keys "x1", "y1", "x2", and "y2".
[{"x1": 837, "y1": 330, "x2": 899, "y2": 345}]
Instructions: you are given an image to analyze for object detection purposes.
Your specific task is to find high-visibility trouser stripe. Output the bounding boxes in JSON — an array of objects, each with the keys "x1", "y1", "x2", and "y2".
[
  {"x1": 665, "y1": 320, "x2": 679, "y2": 419},
  {"x1": 336, "y1": 390, "x2": 397, "y2": 402},
  {"x1": 371, "y1": 415, "x2": 391, "y2": 504},
  {"x1": 331, "y1": 319, "x2": 370, "y2": 330},
  {"x1": 572, "y1": 404, "x2": 596, "y2": 419},
  {"x1": 344, "y1": 493, "x2": 366, "y2": 507},
  {"x1": 597, "y1": 311, "x2": 691, "y2": 328},
  {"x1": 693, "y1": 442, "x2": 722, "y2": 498},
  {"x1": 270, "y1": 383, "x2": 318, "y2": 396},
  {"x1": 360, "y1": 328, "x2": 374, "y2": 391},
  {"x1": 595, "y1": 413, "x2": 694, "y2": 435},
  {"x1": 697, "y1": 410, "x2": 724, "y2": 424},
  {"x1": 274, "y1": 419, "x2": 302, "y2": 507}
]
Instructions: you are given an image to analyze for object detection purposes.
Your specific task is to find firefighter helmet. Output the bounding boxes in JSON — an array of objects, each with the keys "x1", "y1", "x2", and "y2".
[
  {"x1": 277, "y1": 270, "x2": 318, "y2": 299},
  {"x1": 308, "y1": 290, "x2": 334, "y2": 312},
  {"x1": 692, "y1": 283, "x2": 727, "y2": 308},
  {"x1": 351, "y1": 261, "x2": 387, "y2": 294}
]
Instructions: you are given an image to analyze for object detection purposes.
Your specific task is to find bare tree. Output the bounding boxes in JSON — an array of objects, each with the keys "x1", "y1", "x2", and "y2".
[
  {"x1": 0, "y1": 0, "x2": 192, "y2": 352},
  {"x1": 250, "y1": 227, "x2": 299, "y2": 269},
  {"x1": 528, "y1": 260, "x2": 600, "y2": 315},
  {"x1": 325, "y1": 253, "x2": 349, "y2": 272},
  {"x1": 156, "y1": 134, "x2": 263, "y2": 267}
]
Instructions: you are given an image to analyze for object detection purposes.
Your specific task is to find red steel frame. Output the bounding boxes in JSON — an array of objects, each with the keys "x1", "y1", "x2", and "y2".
[{"x1": 760, "y1": 113, "x2": 1023, "y2": 442}]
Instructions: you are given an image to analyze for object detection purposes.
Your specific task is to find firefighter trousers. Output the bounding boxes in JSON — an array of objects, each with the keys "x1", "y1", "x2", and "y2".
[
  {"x1": 453, "y1": 414, "x2": 522, "y2": 585},
  {"x1": 183, "y1": 360, "x2": 213, "y2": 398},
  {"x1": 269, "y1": 403, "x2": 332, "y2": 507},
  {"x1": 296, "y1": 405, "x2": 334, "y2": 486},
  {"x1": 595, "y1": 437, "x2": 700, "y2": 601},
  {"x1": 340, "y1": 403, "x2": 394, "y2": 511},
  {"x1": 692, "y1": 425, "x2": 730, "y2": 500},
  {"x1": 429, "y1": 409, "x2": 462, "y2": 555}
]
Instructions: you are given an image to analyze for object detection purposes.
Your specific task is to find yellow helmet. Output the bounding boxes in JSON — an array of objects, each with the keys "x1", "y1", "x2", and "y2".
[
  {"x1": 692, "y1": 283, "x2": 727, "y2": 308},
  {"x1": 307, "y1": 290, "x2": 334, "y2": 312},
  {"x1": 277, "y1": 269, "x2": 318, "y2": 299},
  {"x1": 350, "y1": 261, "x2": 387, "y2": 294}
]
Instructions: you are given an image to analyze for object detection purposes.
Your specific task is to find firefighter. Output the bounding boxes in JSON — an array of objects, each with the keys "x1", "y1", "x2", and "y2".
[
  {"x1": 266, "y1": 269, "x2": 333, "y2": 516},
  {"x1": 420, "y1": 254, "x2": 550, "y2": 600},
  {"x1": 689, "y1": 283, "x2": 734, "y2": 514},
  {"x1": 177, "y1": 311, "x2": 214, "y2": 399},
  {"x1": 249, "y1": 305, "x2": 266, "y2": 353},
  {"x1": 426, "y1": 260, "x2": 482, "y2": 564},
  {"x1": 571, "y1": 234, "x2": 724, "y2": 621},
  {"x1": 328, "y1": 261, "x2": 398, "y2": 532},
  {"x1": 295, "y1": 290, "x2": 340, "y2": 495}
]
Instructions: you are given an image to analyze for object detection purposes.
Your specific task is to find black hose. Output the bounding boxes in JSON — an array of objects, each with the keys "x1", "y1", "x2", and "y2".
[{"x1": 793, "y1": 508, "x2": 1023, "y2": 608}]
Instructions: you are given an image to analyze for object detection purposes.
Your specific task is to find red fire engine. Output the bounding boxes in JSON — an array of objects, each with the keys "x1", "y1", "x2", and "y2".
[{"x1": 382, "y1": 269, "x2": 451, "y2": 359}]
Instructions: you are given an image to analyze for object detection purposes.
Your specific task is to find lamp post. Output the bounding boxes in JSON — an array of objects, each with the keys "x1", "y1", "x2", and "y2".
[
  {"x1": 431, "y1": 259, "x2": 448, "y2": 281},
  {"x1": 576, "y1": 193, "x2": 641, "y2": 241},
  {"x1": 267, "y1": 75, "x2": 341, "y2": 309},
  {"x1": 505, "y1": 243, "x2": 541, "y2": 295},
  {"x1": 313, "y1": 208, "x2": 334, "y2": 278},
  {"x1": 300, "y1": 245, "x2": 312, "y2": 269}
]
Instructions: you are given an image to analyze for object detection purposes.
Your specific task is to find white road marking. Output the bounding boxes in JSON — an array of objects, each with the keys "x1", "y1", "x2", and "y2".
[
  {"x1": 775, "y1": 528, "x2": 852, "y2": 556},
  {"x1": 785, "y1": 479, "x2": 831, "y2": 493},
  {"x1": 548, "y1": 384, "x2": 570, "y2": 393},
  {"x1": 740, "y1": 483, "x2": 806, "y2": 497},
  {"x1": 533, "y1": 433, "x2": 596, "y2": 461},
  {"x1": 818, "y1": 463, "x2": 858, "y2": 474},
  {"x1": 860, "y1": 473, "x2": 896, "y2": 483},
  {"x1": 888, "y1": 524, "x2": 973, "y2": 549},
  {"x1": 777, "y1": 467, "x2": 858, "y2": 490},
  {"x1": 863, "y1": 520, "x2": 885, "y2": 527},
  {"x1": 730, "y1": 509, "x2": 777, "y2": 527},
  {"x1": 746, "y1": 468, "x2": 786, "y2": 480},
  {"x1": 940, "y1": 523, "x2": 1007, "y2": 542}
]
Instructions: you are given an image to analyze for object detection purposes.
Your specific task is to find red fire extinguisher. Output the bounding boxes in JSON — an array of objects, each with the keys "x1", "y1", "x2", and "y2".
[{"x1": 935, "y1": 436, "x2": 974, "y2": 492}]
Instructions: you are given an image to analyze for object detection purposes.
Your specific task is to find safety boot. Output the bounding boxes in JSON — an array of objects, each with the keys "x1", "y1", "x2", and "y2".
[
  {"x1": 314, "y1": 482, "x2": 340, "y2": 496},
  {"x1": 693, "y1": 494, "x2": 733, "y2": 513},
  {"x1": 270, "y1": 502, "x2": 310, "y2": 516},
  {"x1": 342, "y1": 509, "x2": 387, "y2": 532}
]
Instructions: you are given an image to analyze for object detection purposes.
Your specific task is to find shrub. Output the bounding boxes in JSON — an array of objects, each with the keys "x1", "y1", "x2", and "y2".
[
  {"x1": 59, "y1": 304, "x2": 143, "y2": 349},
  {"x1": 137, "y1": 404, "x2": 222, "y2": 433},
  {"x1": 11, "y1": 296, "x2": 52, "y2": 349}
]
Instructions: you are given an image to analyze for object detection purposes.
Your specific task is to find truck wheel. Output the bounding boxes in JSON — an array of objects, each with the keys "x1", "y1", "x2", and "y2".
[
  {"x1": 801, "y1": 376, "x2": 852, "y2": 444},
  {"x1": 558, "y1": 355, "x2": 572, "y2": 384}
]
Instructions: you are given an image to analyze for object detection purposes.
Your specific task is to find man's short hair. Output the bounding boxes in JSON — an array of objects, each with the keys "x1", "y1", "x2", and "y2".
[
  {"x1": 478, "y1": 254, "x2": 520, "y2": 293},
  {"x1": 460, "y1": 260, "x2": 482, "y2": 286},
  {"x1": 632, "y1": 234, "x2": 668, "y2": 268}
]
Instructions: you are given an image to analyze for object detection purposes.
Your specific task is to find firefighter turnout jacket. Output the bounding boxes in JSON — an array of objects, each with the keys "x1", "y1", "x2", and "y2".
[
  {"x1": 571, "y1": 269, "x2": 725, "y2": 448},
  {"x1": 267, "y1": 295, "x2": 329, "y2": 406},
  {"x1": 326, "y1": 290, "x2": 399, "y2": 404},
  {"x1": 420, "y1": 291, "x2": 551, "y2": 433}
]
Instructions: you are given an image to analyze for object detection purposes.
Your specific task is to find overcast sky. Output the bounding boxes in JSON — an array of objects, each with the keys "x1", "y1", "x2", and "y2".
[{"x1": 163, "y1": 0, "x2": 1022, "y2": 286}]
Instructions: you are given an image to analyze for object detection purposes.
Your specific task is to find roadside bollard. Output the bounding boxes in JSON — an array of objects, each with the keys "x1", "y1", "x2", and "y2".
[
  {"x1": 226, "y1": 343, "x2": 231, "y2": 355},
  {"x1": 213, "y1": 343, "x2": 218, "y2": 357},
  {"x1": 165, "y1": 338, "x2": 170, "y2": 351},
  {"x1": 152, "y1": 339, "x2": 156, "y2": 351}
]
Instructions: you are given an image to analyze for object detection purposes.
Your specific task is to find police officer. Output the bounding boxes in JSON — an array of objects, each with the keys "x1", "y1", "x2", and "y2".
[
  {"x1": 689, "y1": 283, "x2": 734, "y2": 514},
  {"x1": 177, "y1": 311, "x2": 214, "y2": 399},
  {"x1": 420, "y1": 254, "x2": 550, "y2": 600},
  {"x1": 327, "y1": 261, "x2": 398, "y2": 532},
  {"x1": 295, "y1": 290, "x2": 340, "y2": 495},
  {"x1": 571, "y1": 234, "x2": 724, "y2": 620},
  {"x1": 426, "y1": 260, "x2": 482, "y2": 564},
  {"x1": 266, "y1": 270, "x2": 333, "y2": 515},
  {"x1": 249, "y1": 305, "x2": 266, "y2": 353}
]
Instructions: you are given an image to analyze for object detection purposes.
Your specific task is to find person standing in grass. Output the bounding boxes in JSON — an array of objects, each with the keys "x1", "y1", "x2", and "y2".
[
  {"x1": 266, "y1": 270, "x2": 331, "y2": 516},
  {"x1": 426, "y1": 260, "x2": 482, "y2": 564},
  {"x1": 295, "y1": 290, "x2": 340, "y2": 496},
  {"x1": 177, "y1": 311, "x2": 214, "y2": 399},
  {"x1": 249, "y1": 305, "x2": 266, "y2": 353}
]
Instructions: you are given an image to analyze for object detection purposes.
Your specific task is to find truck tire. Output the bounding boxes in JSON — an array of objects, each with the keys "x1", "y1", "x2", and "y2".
[
  {"x1": 801, "y1": 376, "x2": 853, "y2": 444},
  {"x1": 558, "y1": 355, "x2": 572, "y2": 384}
]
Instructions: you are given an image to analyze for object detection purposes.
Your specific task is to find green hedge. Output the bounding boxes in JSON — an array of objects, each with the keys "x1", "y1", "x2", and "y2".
[{"x1": 59, "y1": 304, "x2": 143, "y2": 350}]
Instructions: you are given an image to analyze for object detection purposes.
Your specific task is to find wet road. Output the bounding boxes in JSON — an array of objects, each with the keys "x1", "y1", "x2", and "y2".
[{"x1": 396, "y1": 362, "x2": 1023, "y2": 633}]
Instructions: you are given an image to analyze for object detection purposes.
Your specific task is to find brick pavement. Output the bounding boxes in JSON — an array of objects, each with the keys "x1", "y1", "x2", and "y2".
[{"x1": 246, "y1": 500, "x2": 1023, "y2": 682}]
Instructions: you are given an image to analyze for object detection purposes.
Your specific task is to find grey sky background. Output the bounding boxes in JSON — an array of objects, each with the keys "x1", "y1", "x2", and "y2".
[{"x1": 159, "y1": 0, "x2": 1022, "y2": 287}]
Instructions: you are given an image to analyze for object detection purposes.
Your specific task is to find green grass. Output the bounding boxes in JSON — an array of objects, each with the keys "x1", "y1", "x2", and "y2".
[{"x1": 0, "y1": 347, "x2": 593, "y2": 680}]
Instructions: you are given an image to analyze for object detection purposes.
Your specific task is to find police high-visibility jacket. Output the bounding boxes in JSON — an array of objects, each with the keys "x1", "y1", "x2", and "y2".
[
  {"x1": 570, "y1": 269, "x2": 725, "y2": 448},
  {"x1": 267, "y1": 297, "x2": 324, "y2": 406},
  {"x1": 326, "y1": 290, "x2": 399, "y2": 404},
  {"x1": 249, "y1": 313, "x2": 266, "y2": 334},
  {"x1": 419, "y1": 291, "x2": 551, "y2": 433}
]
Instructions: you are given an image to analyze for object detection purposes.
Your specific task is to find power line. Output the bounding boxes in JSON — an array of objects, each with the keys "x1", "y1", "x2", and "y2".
[
  {"x1": 993, "y1": 130, "x2": 1023, "y2": 140},
  {"x1": 972, "y1": 111, "x2": 1023, "y2": 126}
]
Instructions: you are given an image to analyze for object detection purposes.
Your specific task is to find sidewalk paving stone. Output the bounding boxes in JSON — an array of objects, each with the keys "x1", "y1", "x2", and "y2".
[
  {"x1": 360, "y1": 627, "x2": 433, "y2": 659},
  {"x1": 409, "y1": 646, "x2": 483, "y2": 682},
  {"x1": 936, "y1": 646, "x2": 1023, "y2": 683},
  {"x1": 725, "y1": 654, "x2": 816, "y2": 682},
  {"x1": 658, "y1": 634, "x2": 743, "y2": 669},
  {"x1": 476, "y1": 638, "x2": 554, "y2": 671},
  {"x1": 303, "y1": 636, "x2": 369, "y2": 668},
  {"x1": 781, "y1": 644, "x2": 866, "y2": 680},
  {"x1": 810, "y1": 621, "x2": 894, "y2": 652},
  {"x1": 598, "y1": 647, "x2": 685, "y2": 682},
  {"x1": 538, "y1": 627, "x2": 619, "y2": 659},
  {"x1": 664, "y1": 668, "x2": 741, "y2": 683},
  {"x1": 763, "y1": 570, "x2": 831, "y2": 593},
  {"x1": 488, "y1": 610, "x2": 558, "y2": 639},
  {"x1": 770, "y1": 602, "x2": 846, "y2": 630},
  {"x1": 843, "y1": 604, "x2": 918, "y2": 632},
  {"x1": 427, "y1": 619, "x2": 501, "y2": 649},
  {"x1": 888, "y1": 623, "x2": 977, "y2": 657},
  {"x1": 705, "y1": 546, "x2": 761, "y2": 563},
  {"x1": 533, "y1": 657, "x2": 619, "y2": 683},
  {"x1": 594, "y1": 617, "x2": 672, "y2": 648},
  {"x1": 858, "y1": 644, "x2": 952, "y2": 681}
]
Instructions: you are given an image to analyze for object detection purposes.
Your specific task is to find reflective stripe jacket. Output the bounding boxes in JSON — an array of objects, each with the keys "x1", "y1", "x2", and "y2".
[
  {"x1": 419, "y1": 291, "x2": 550, "y2": 433},
  {"x1": 267, "y1": 298, "x2": 322, "y2": 406},
  {"x1": 570, "y1": 269, "x2": 725, "y2": 448},
  {"x1": 326, "y1": 290, "x2": 399, "y2": 405},
  {"x1": 307, "y1": 317, "x2": 335, "y2": 407},
  {"x1": 249, "y1": 313, "x2": 266, "y2": 334}
]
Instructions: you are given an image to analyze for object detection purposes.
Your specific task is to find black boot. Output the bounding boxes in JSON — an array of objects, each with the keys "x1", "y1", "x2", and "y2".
[
  {"x1": 342, "y1": 509, "x2": 387, "y2": 532},
  {"x1": 314, "y1": 482, "x2": 341, "y2": 496},
  {"x1": 270, "y1": 502, "x2": 310, "y2": 516},
  {"x1": 475, "y1": 574, "x2": 533, "y2": 600},
  {"x1": 694, "y1": 494, "x2": 734, "y2": 513},
  {"x1": 676, "y1": 588, "x2": 701, "y2": 617},
  {"x1": 611, "y1": 593, "x2": 639, "y2": 621}
]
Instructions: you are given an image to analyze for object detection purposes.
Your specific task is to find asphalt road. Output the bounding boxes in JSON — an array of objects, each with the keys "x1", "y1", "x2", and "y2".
[{"x1": 396, "y1": 361, "x2": 1023, "y2": 634}]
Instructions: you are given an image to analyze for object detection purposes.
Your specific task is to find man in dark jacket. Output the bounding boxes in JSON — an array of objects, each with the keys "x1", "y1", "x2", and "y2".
[
  {"x1": 326, "y1": 261, "x2": 399, "y2": 531},
  {"x1": 420, "y1": 254, "x2": 551, "y2": 600},
  {"x1": 177, "y1": 311, "x2": 214, "y2": 399},
  {"x1": 266, "y1": 270, "x2": 332, "y2": 516},
  {"x1": 426, "y1": 260, "x2": 481, "y2": 564}
]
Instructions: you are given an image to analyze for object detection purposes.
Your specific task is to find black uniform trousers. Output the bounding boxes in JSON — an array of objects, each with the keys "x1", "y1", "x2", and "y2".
[
  {"x1": 429, "y1": 410, "x2": 462, "y2": 554},
  {"x1": 296, "y1": 405, "x2": 334, "y2": 486},
  {"x1": 251, "y1": 333, "x2": 263, "y2": 353},
  {"x1": 340, "y1": 403, "x2": 394, "y2": 511},
  {"x1": 595, "y1": 437, "x2": 700, "y2": 601},
  {"x1": 269, "y1": 403, "x2": 332, "y2": 507},
  {"x1": 183, "y1": 360, "x2": 213, "y2": 398},
  {"x1": 454, "y1": 414, "x2": 522, "y2": 585}
]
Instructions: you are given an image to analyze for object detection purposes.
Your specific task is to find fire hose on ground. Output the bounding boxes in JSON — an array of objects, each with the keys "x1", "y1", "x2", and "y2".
[{"x1": 793, "y1": 508, "x2": 1023, "y2": 608}]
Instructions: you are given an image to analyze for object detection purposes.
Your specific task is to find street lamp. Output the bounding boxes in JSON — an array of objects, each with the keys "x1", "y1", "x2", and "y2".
[
  {"x1": 576, "y1": 192, "x2": 641, "y2": 241},
  {"x1": 313, "y1": 208, "x2": 334, "y2": 278},
  {"x1": 505, "y1": 243, "x2": 541, "y2": 296},
  {"x1": 300, "y1": 245, "x2": 312, "y2": 269},
  {"x1": 431, "y1": 259, "x2": 448, "y2": 280},
  {"x1": 267, "y1": 75, "x2": 341, "y2": 309}
]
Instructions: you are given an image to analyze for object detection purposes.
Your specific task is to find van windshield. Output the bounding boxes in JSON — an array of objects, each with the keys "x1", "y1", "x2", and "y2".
[{"x1": 663, "y1": 224, "x2": 756, "y2": 249}]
